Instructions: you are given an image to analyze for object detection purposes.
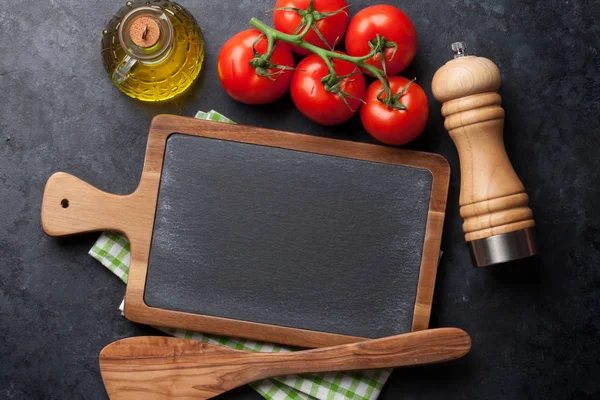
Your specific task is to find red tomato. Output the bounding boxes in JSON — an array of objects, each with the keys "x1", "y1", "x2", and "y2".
[
  {"x1": 360, "y1": 77, "x2": 429, "y2": 145},
  {"x1": 217, "y1": 29, "x2": 294, "y2": 105},
  {"x1": 345, "y1": 5, "x2": 417, "y2": 76},
  {"x1": 291, "y1": 53, "x2": 366, "y2": 126},
  {"x1": 274, "y1": 0, "x2": 349, "y2": 56}
]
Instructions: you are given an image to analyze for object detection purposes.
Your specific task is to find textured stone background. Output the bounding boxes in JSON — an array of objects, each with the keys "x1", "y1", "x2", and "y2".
[{"x1": 1, "y1": 0, "x2": 599, "y2": 398}]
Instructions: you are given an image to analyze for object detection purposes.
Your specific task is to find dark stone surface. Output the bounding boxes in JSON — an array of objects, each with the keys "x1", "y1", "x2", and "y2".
[
  {"x1": 146, "y1": 134, "x2": 431, "y2": 338},
  {"x1": 0, "y1": 0, "x2": 598, "y2": 399}
]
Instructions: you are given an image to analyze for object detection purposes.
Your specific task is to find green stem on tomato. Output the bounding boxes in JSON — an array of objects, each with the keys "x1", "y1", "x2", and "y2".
[
  {"x1": 249, "y1": 17, "x2": 394, "y2": 106},
  {"x1": 359, "y1": 64, "x2": 393, "y2": 104},
  {"x1": 262, "y1": 15, "x2": 313, "y2": 59},
  {"x1": 251, "y1": 17, "x2": 379, "y2": 64},
  {"x1": 311, "y1": 47, "x2": 337, "y2": 85},
  {"x1": 295, "y1": 14, "x2": 314, "y2": 40},
  {"x1": 263, "y1": 33, "x2": 276, "y2": 59}
]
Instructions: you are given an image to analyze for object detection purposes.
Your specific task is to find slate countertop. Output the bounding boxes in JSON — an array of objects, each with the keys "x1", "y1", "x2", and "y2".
[{"x1": 1, "y1": 0, "x2": 598, "y2": 399}]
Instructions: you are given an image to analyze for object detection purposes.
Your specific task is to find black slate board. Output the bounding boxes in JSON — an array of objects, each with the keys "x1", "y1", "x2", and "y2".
[{"x1": 144, "y1": 134, "x2": 433, "y2": 338}]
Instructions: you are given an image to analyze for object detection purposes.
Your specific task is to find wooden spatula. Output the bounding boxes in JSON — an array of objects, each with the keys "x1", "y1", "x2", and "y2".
[{"x1": 99, "y1": 328, "x2": 470, "y2": 399}]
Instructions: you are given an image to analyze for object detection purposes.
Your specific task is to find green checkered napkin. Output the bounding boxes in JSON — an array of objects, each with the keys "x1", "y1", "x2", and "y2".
[{"x1": 89, "y1": 110, "x2": 391, "y2": 400}]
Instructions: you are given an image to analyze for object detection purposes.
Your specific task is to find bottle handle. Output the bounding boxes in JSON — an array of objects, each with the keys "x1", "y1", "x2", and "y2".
[{"x1": 112, "y1": 55, "x2": 137, "y2": 85}]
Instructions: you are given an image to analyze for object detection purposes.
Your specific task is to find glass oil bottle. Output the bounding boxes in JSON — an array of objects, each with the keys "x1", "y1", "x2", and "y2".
[{"x1": 101, "y1": 0, "x2": 204, "y2": 102}]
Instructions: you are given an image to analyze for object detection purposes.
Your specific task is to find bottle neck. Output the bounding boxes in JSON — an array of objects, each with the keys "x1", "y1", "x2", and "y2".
[{"x1": 119, "y1": 6, "x2": 173, "y2": 64}]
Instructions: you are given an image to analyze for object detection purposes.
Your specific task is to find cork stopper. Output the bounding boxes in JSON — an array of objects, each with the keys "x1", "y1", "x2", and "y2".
[{"x1": 129, "y1": 17, "x2": 160, "y2": 48}]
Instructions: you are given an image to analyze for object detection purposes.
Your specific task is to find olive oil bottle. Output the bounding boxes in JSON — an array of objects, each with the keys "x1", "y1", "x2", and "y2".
[{"x1": 101, "y1": 0, "x2": 204, "y2": 102}]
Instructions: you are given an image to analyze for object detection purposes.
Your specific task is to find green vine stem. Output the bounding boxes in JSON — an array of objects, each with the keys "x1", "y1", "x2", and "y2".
[{"x1": 248, "y1": 17, "x2": 397, "y2": 108}]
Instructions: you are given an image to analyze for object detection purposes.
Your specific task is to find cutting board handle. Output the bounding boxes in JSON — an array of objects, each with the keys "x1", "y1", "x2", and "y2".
[{"x1": 41, "y1": 172, "x2": 134, "y2": 236}]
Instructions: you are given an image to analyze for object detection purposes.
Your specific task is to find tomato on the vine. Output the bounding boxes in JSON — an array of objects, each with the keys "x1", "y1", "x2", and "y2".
[
  {"x1": 217, "y1": 29, "x2": 295, "y2": 105},
  {"x1": 361, "y1": 77, "x2": 429, "y2": 145},
  {"x1": 345, "y1": 5, "x2": 417, "y2": 76},
  {"x1": 273, "y1": 0, "x2": 349, "y2": 56},
  {"x1": 291, "y1": 53, "x2": 366, "y2": 126}
]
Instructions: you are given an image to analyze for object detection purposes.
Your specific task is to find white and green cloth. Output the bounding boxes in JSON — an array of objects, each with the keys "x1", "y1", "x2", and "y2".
[{"x1": 89, "y1": 110, "x2": 391, "y2": 400}]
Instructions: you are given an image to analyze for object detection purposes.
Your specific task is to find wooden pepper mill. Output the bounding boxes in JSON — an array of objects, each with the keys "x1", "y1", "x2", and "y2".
[{"x1": 432, "y1": 42, "x2": 537, "y2": 267}]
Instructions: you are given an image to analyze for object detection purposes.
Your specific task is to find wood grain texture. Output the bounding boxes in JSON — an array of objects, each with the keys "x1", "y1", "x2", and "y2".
[
  {"x1": 432, "y1": 57, "x2": 535, "y2": 242},
  {"x1": 41, "y1": 115, "x2": 450, "y2": 347},
  {"x1": 99, "y1": 328, "x2": 471, "y2": 400}
]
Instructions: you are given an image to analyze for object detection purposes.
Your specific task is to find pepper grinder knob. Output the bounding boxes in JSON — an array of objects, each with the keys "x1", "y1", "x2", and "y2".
[
  {"x1": 451, "y1": 41, "x2": 467, "y2": 58},
  {"x1": 432, "y1": 42, "x2": 537, "y2": 267}
]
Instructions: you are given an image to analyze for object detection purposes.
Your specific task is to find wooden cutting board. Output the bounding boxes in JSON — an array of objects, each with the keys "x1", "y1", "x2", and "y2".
[{"x1": 41, "y1": 115, "x2": 449, "y2": 348}]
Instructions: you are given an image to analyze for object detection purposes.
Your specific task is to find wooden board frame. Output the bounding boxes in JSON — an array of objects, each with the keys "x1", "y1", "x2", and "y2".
[{"x1": 41, "y1": 114, "x2": 450, "y2": 348}]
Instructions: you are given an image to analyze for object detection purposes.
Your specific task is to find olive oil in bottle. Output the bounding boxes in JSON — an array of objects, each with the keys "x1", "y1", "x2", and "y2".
[{"x1": 101, "y1": 0, "x2": 204, "y2": 102}]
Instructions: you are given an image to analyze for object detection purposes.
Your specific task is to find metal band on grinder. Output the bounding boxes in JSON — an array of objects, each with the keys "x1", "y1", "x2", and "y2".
[{"x1": 469, "y1": 228, "x2": 538, "y2": 267}]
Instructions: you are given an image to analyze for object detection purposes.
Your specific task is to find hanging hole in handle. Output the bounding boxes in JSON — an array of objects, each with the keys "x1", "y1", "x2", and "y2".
[{"x1": 61, "y1": 199, "x2": 69, "y2": 209}]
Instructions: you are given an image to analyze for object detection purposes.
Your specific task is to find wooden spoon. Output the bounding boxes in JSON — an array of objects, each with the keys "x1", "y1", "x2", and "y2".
[{"x1": 100, "y1": 328, "x2": 470, "y2": 399}]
